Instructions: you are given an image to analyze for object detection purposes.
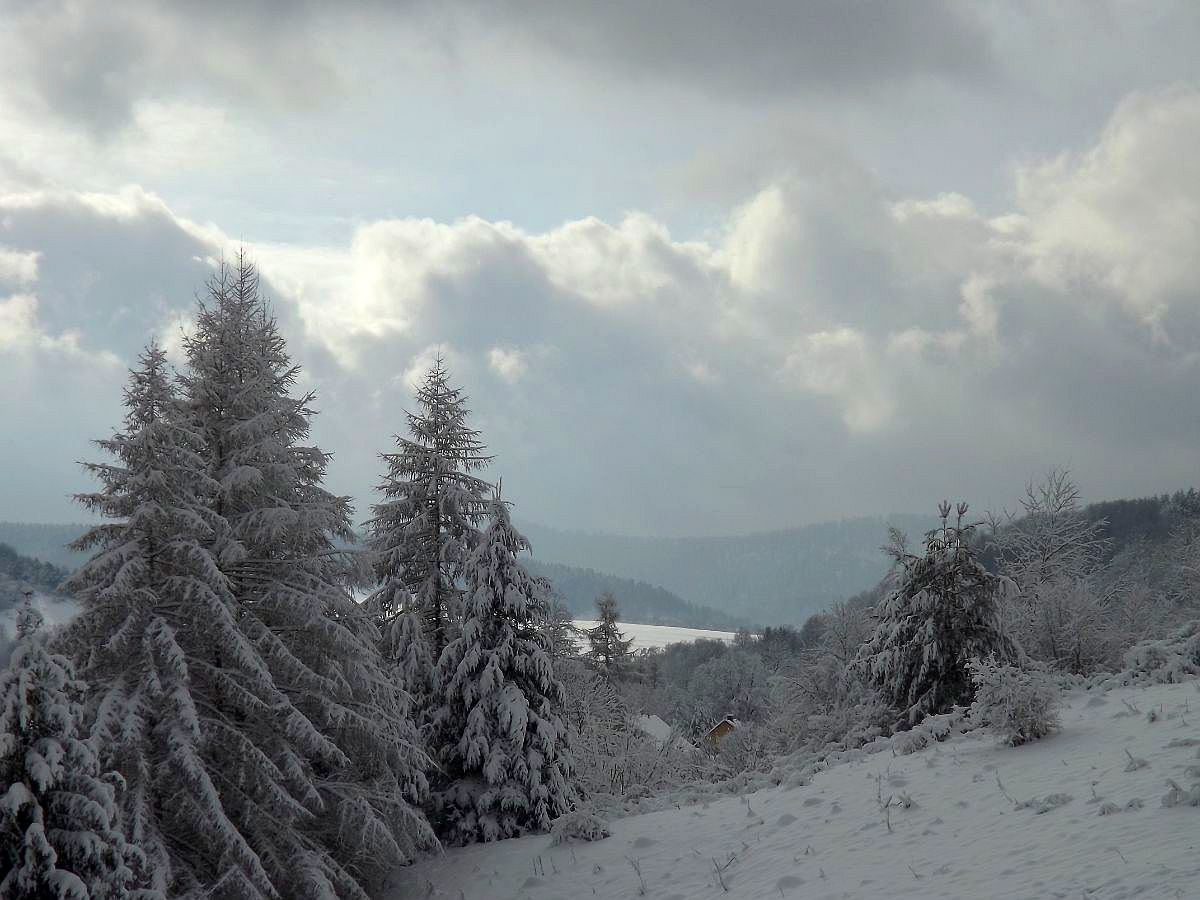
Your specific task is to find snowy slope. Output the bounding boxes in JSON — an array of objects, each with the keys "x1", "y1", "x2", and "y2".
[
  {"x1": 572, "y1": 620, "x2": 737, "y2": 649},
  {"x1": 387, "y1": 680, "x2": 1200, "y2": 899}
]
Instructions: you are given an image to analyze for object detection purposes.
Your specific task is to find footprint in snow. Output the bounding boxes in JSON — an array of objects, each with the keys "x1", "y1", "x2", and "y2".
[
  {"x1": 802, "y1": 797, "x2": 822, "y2": 807},
  {"x1": 777, "y1": 813, "x2": 799, "y2": 827},
  {"x1": 776, "y1": 874, "x2": 804, "y2": 892},
  {"x1": 1087, "y1": 696, "x2": 1108, "y2": 707},
  {"x1": 631, "y1": 836, "x2": 656, "y2": 849}
]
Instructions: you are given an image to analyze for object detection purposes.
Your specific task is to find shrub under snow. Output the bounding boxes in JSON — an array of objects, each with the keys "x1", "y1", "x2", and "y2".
[
  {"x1": 550, "y1": 809, "x2": 611, "y2": 845},
  {"x1": 1123, "y1": 621, "x2": 1200, "y2": 685},
  {"x1": 967, "y1": 656, "x2": 1060, "y2": 746}
]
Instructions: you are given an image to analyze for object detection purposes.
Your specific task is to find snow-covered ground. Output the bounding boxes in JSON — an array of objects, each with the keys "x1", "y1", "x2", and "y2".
[
  {"x1": 388, "y1": 679, "x2": 1200, "y2": 899},
  {"x1": 573, "y1": 620, "x2": 737, "y2": 649}
]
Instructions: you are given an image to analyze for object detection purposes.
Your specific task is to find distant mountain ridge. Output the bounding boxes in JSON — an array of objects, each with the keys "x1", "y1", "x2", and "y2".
[
  {"x1": 0, "y1": 523, "x2": 89, "y2": 570},
  {"x1": 524, "y1": 559, "x2": 748, "y2": 631},
  {"x1": 519, "y1": 514, "x2": 938, "y2": 625},
  {"x1": 5, "y1": 491, "x2": 1196, "y2": 630},
  {"x1": 0, "y1": 516, "x2": 945, "y2": 626}
]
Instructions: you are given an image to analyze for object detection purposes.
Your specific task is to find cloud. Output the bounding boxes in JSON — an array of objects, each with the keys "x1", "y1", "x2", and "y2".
[
  {"x1": 0, "y1": 293, "x2": 117, "y2": 364},
  {"x1": 0, "y1": 0, "x2": 349, "y2": 137},
  {"x1": 1015, "y1": 88, "x2": 1200, "y2": 335},
  {"x1": 488, "y1": 347, "x2": 528, "y2": 383},
  {"x1": 483, "y1": 0, "x2": 994, "y2": 99},
  {"x1": 6, "y1": 88, "x2": 1200, "y2": 534},
  {"x1": 783, "y1": 328, "x2": 891, "y2": 432},
  {"x1": 0, "y1": 248, "x2": 39, "y2": 286},
  {"x1": 0, "y1": 1, "x2": 994, "y2": 140}
]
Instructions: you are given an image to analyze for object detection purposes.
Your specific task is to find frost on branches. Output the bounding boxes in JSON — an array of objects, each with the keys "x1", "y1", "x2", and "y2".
[
  {"x1": 855, "y1": 502, "x2": 1017, "y2": 726},
  {"x1": 432, "y1": 496, "x2": 574, "y2": 845},
  {"x1": 0, "y1": 596, "x2": 149, "y2": 899},
  {"x1": 365, "y1": 355, "x2": 492, "y2": 708}
]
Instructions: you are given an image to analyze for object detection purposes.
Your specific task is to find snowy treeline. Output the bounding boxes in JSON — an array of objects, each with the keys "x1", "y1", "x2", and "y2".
[{"x1": 558, "y1": 475, "x2": 1200, "y2": 807}]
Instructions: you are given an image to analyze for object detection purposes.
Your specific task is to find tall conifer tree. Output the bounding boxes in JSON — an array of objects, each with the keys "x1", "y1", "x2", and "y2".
[
  {"x1": 71, "y1": 260, "x2": 432, "y2": 898},
  {"x1": 584, "y1": 593, "x2": 634, "y2": 679},
  {"x1": 68, "y1": 341, "x2": 290, "y2": 895},
  {"x1": 178, "y1": 254, "x2": 432, "y2": 895},
  {"x1": 365, "y1": 356, "x2": 492, "y2": 707}
]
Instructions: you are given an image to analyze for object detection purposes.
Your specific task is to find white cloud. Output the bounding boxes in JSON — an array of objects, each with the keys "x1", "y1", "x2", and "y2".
[
  {"x1": 1015, "y1": 88, "x2": 1200, "y2": 331},
  {"x1": 783, "y1": 328, "x2": 892, "y2": 432},
  {"x1": 488, "y1": 347, "x2": 528, "y2": 383},
  {"x1": 0, "y1": 248, "x2": 38, "y2": 286},
  {"x1": 0, "y1": 291, "x2": 119, "y2": 366}
]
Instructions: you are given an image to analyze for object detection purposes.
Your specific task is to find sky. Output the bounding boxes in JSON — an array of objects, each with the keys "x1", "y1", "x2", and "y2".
[{"x1": 2, "y1": 1, "x2": 1200, "y2": 537}]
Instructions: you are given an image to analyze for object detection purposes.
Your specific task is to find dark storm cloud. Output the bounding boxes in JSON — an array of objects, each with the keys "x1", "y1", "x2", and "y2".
[
  {"x1": 2, "y1": 0, "x2": 354, "y2": 136},
  {"x1": 3, "y1": 0, "x2": 992, "y2": 137},
  {"x1": 482, "y1": 0, "x2": 994, "y2": 98}
]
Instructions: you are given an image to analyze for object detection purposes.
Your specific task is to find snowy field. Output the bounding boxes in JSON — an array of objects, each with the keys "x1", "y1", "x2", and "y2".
[
  {"x1": 388, "y1": 679, "x2": 1200, "y2": 899},
  {"x1": 572, "y1": 620, "x2": 737, "y2": 649}
]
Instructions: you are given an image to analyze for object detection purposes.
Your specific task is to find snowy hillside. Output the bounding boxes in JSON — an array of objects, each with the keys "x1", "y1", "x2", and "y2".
[
  {"x1": 573, "y1": 620, "x2": 737, "y2": 649},
  {"x1": 387, "y1": 679, "x2": 1200, "y2": 899}
]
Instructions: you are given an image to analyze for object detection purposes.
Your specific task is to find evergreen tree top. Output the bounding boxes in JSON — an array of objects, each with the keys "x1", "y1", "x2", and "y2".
[{"x1": 399, "y1": 354, "x2": 492, "y2": 469}]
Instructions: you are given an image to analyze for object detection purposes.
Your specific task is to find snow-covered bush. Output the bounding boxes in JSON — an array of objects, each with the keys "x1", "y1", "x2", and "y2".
[
  {"x1": 550, "y1": 809, "x2": 611, "y2": 845},
  {"x1": 1162, "y1": 778, "x2": 1200, "y2": 808},
  {"x1": 767, "y1": 652, "x2": 894, "y2": 754},
  {"x1": 1123, "y1": 621, "x2": 1200, "y2": 684},
  {"x1": 571, "y1": 715, "x2": 712, "y2": 798},
  {"x1": 892, "y1": 708, "x2": 969, "y2": 755},
  {"x1": 967, "y1": 656, "x2": 1060, "y2": 746},
  {"x1": 713, "y1": 724, "x2": 773, "y2": 775},
  {"x1": 557, "y1": 657, "x2": 714, "y2": 798}
]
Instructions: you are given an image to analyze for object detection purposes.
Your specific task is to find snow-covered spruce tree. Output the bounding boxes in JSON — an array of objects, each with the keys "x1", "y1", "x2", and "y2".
[
  {"x1": 178, "y1": 254, "x2": 433, "y2": 895},
  {"x1": 68, "y1": 339, "x2": 283, "y2": 895},
  {"x1": 584, "y1": 593, "x2": 634, "y2": 680},
  {"x1": 854, "y1": 502, "x2": 1017, "y2": 726},
  {"x1": 431, "y1": 495, "x2": 574, "y2": 845},
  {"x1": 365, "y1": 355, "x2": 492, "y2": 709},
  {"x1": 0, "y1": 596, "x2": 148, "y2": 898}
]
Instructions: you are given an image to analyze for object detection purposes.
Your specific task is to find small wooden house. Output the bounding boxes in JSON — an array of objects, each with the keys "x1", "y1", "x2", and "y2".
[{"x1": 703, "y1": 717, "x2": 739, "y2": 746}]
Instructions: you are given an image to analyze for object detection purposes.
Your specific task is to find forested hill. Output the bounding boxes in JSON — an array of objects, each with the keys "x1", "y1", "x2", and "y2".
[
  {"x1": 0, "y1": 523, "x2": 89, "y2": 570},
  {"x1": 3, "y1": 489, "x2": 1197, "y2": 629},
  {"x1": 1084, "y1": 488, "x2": 1200, "y2": 558},
  {"x1": 524, "y1": 559, "x2": 749, "y2": 631},
  {"x1": 0, "y1": 542, "x2": 70, "y2": 592},
  {"x1": 519, "y1": 515, "x2": 936, "y2": 625}
]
